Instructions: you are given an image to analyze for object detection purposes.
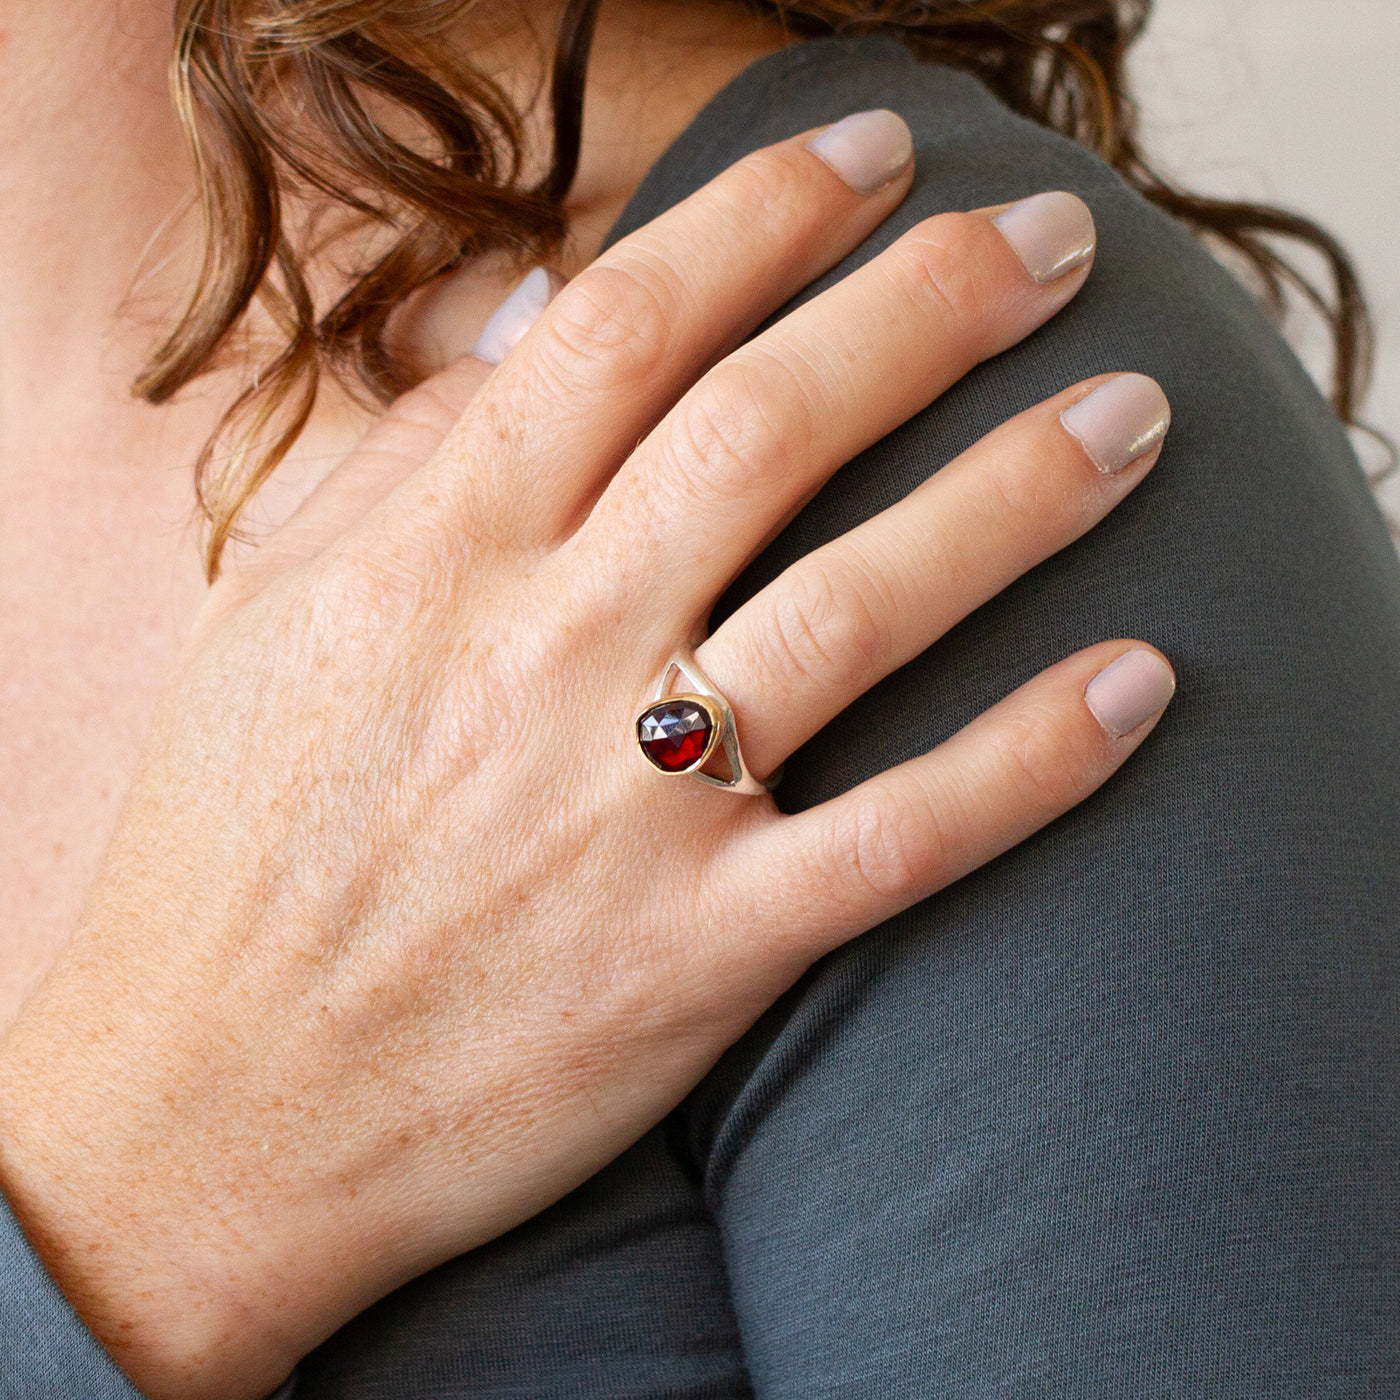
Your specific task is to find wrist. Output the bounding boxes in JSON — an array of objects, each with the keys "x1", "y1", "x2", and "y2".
[{"x1": 0, "y1": 975, "x2": 304, "y2": 1400}]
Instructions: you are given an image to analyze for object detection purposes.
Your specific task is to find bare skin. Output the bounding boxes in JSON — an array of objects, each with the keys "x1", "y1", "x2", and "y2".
[{"x1": 0, "y1": 0, "x2": 792, "y2": 1026}]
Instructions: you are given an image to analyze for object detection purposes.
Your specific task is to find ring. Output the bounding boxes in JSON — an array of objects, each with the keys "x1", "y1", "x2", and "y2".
[{"x1": 634, "y1": 645, "x2": 781, "y2": 796}]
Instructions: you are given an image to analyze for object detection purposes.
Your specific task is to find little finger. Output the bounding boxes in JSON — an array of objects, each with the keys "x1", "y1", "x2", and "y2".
[{"x1": 726, "y1": 640, "x2": 1177, "y2": 969}]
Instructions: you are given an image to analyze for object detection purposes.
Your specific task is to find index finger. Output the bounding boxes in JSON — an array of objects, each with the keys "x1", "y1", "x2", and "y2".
[{"x1": 415, "y1": 110, "x2": 917, "y2": 544}]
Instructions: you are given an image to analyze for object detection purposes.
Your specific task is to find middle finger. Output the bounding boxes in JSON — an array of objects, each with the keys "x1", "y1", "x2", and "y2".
[{"x1": 578, "y1": 191, "x2": 1097, "y2": 623}]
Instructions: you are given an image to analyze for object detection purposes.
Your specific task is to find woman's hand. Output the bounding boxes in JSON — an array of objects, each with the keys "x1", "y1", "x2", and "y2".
[{"x1": 0, "y1": 111, "x2": 1173, "y2": 1399}]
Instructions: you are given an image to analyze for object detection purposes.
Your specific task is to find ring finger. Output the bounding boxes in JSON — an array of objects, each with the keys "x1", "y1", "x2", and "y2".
[{"x1": 694, "y1": 372, "x2": 1172, "y2": 779}]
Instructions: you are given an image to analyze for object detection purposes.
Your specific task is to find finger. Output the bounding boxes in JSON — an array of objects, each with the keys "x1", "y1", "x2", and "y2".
[
  {"x1": 696, "y1": 373, "x2": 1171, "y2": 778},
  {"x1": 726, "y1": 641, "x2": 1177, "y2": 969},
  {"x1": 207, "y1": 353, "x2": 495, "y2": 618},
  {"x1": 247, "y1": 262, "x2": 570, "y2": 586},
  {"x1": 413, "y1": 111, "x2": 916, "y2": 544},
  {"x1": 582, "y1": 191, "x2": 1098, "y2": 621}
]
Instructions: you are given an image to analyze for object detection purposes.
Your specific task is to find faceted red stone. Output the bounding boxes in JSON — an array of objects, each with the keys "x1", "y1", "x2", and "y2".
[{"x1": 637, "y1": 699, "x2": 714, "y2": 773}]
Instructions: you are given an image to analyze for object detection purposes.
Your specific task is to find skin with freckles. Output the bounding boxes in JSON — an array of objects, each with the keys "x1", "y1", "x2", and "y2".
[
  {"x1": 0, "y1": 0, "x2": 791, "y2": 1026},
  {"x1": 0, "y1": 4, "x2": 1176, "y2": 1398}
]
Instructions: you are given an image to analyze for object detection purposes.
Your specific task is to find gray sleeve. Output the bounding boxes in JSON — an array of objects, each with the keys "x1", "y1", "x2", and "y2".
[
  {"x1": 651, "y1": 35, "x2": 1400, "y2": 1399},
  {"x1": 0, "y1": 1189, "x2": 300, "y2": 1398},
  {"x1": 0, "y1": 1188, "x2": 145, "y2": 1399}
]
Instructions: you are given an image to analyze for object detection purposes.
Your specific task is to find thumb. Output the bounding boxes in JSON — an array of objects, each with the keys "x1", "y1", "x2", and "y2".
[{"x1": 205, "y1": 267, "x2": 565, "y2": 618}]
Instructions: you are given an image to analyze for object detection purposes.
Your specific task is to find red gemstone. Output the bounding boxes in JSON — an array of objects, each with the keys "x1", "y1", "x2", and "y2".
[{"x1": 637, "y1": 700, "x2": 713, "y2": 773}]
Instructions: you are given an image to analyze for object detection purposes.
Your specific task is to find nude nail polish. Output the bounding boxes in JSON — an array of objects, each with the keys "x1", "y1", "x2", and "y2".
[
  {"x1": 1085, "y1": 649, "x2": 1177, "y2": 739},
  {"x1": 992, "y1": 191, "x2": 1096, "y2": 282},
  {"x1": 805, "y1": 110, "x2": 914, "y2": 195},
  {"x1": 472, "y1": 266, "x2": 565, "y2": 365},
  {"x1": 1060, "y1": 374, "x2": 1172, "y2": 474}
]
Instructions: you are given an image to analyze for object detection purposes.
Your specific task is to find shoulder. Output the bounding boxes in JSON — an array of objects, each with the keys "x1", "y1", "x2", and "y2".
[
  {"x1": 609, "y1": 33, "x2": 1129, "y2": 217},
  {"x1": 658, "y1": 45, "x2": 1400, "y2": 1373},
  {"x1": 613, "y1": 32, "x2": 1199, "y2": 288},
  {"x1": 609, "y1": 34, "x2": 1365, "y2": 524},
  {"x1": 613, "y1": 37, "x2": 1400, "y2": 808}
]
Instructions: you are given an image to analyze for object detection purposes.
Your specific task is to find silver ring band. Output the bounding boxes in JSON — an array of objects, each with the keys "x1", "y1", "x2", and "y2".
[{"x1": 634, "y1": 645, "x2": 781, "y2": 796}]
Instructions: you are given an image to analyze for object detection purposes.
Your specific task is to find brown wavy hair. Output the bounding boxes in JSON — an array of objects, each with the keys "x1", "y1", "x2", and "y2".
[{"x1": 138, "y1": 0, "x2": 1385, "y2": 577}]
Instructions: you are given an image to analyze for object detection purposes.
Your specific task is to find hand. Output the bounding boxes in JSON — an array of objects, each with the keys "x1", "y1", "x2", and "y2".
[{"x1": 0, "y1": 111, "x2": 1173, "y2": 1399}]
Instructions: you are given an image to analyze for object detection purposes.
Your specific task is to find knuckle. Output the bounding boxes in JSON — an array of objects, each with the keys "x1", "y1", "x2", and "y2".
[
  {"x1": 665, "y1": 358, "x2": 807, "y2": 506},
  {"x1": 828, "y1": 787, "x2": 938, "y2": 903},
  {"x1": 354, "y1": 382, "x2": 464, "y2": 466},
  {"x1": 888, "y1": 215, "x2": 1004, "y2": 346},
  {"x1": 318, "y1": 524, "x2": 475, "y2": 642},
  {"x1": 384, "y1": 379, "x2": 465, "y2": 438},
  {"x1": 315, "y1": 547, "x2": 437, "y2": 637},
  {"x1": 991, "y1": 702, "x2": 1090, "y2": 816},
  {"x1": 540, "y1": 261, "x2": 675, "y2": 387},
  {"x1": 978, "y1": 445, "x2": 1041, "y2": 528},
  {"x1": 948, "y1": 412, "x2": 1082, "y2": 546},
  {"x1": 764, "y1": 558, "x2": 890, "y2": 691},
  {"x1": 716, "y1": 147, "x2": 812, "y2": 230}
]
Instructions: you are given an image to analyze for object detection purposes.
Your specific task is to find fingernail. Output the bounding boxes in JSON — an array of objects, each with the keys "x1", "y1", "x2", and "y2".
[
  {"x1": 806, "y1": 110, "x2": 914, "y2": 195},
  {"x1": 1060, "y1": 374, "x2": 1172, "y2": 474},
  {"x1": 472, "y1": 266, "x2": 565, "y2": 365},
  {"x1": 992, "y1": 191, "x2": 1096, "y2": 283},
  {"x1": 1085, "y1": 649, "x2": 1177, "y2": 739}
]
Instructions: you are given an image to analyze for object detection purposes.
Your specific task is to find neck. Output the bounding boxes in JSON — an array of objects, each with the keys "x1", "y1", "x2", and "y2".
[
  {"x1": 0, "y1": 2, "x2": 195, "y2": 398},
  {"x1": 0, "y1": 0, "x2": 791, "y2": 419},
  {"x1": 543, "y1": 0, "x2": 793, "y2": 268}
]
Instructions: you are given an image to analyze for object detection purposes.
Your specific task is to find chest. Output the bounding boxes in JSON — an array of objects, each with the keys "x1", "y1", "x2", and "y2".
[
  {"x1": 0, "y1": 470, "x2": 194, "y2": 1023},
  {"x1": 0, "y1": 255, "x2": 508, "y2": 1025},
  {"x1": 0, "y1": 400, "x2": 357, "y2": 1026}
]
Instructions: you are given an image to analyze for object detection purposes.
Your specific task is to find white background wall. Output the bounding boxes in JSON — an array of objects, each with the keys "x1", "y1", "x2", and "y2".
[{"x1": 1130, "y1": 0, "x2": 1400, "y2": 524}]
